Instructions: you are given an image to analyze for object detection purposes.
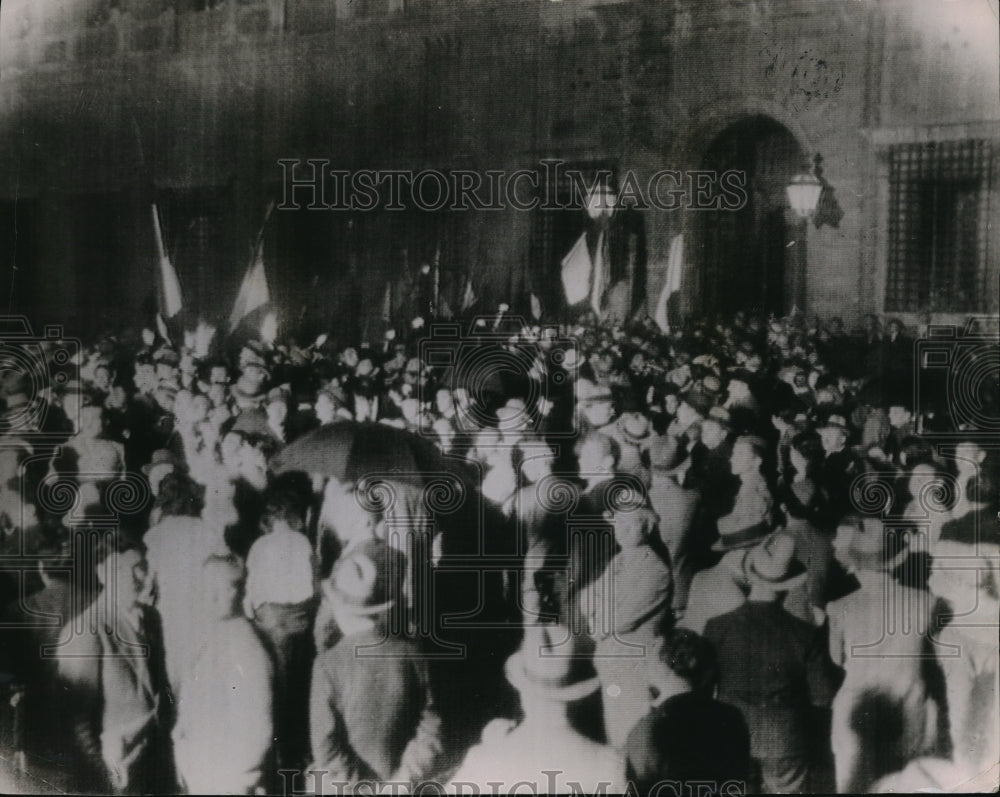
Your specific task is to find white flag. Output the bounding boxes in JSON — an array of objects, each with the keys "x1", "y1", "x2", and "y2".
[
  {"x1": 590, "y1": 231, "x2": 606, "y2": 318},
  {"x1": 561, "y1": 233, "x2": 591, "y2": 306},
  {"x1": 530, "y1": 293, "x2": 542, "y2": 321},
  {"x1": 152, "y1": 205, "x2": 183, "y2": 318},
  {"x1": 229, "y1": 244, "x2": 270, "y2": 331},
  {"x1": 461, "y1": 275, "x2": 477, "y2": 311},
  {"x1": 654, "y1": 234, "x2": 684, "y2": 333}
]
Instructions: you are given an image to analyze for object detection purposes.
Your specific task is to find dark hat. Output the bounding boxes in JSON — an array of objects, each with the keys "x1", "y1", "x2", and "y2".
[
  {"x1": 712, "y1": 520, "x2": 773, "y2": 553},
  {"x1": 152, "y1": 347, "x2": 181, "y2": 368},
  {"x1": 818, "y1": 413, "x2": 851, "y2": 434},
  {"x1": 504, "y1": 624, "x2": 600, "y2": 702}
]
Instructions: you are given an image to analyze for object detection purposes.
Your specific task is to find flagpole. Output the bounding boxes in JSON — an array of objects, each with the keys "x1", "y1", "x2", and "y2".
[{"x1": 432, "y1": 242, "x2": 441, "y2": 321}]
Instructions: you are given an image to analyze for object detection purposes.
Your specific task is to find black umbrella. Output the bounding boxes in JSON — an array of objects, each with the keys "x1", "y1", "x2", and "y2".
[{"x1": 270, "y1": 420, "x2": 470, "y2": 488}]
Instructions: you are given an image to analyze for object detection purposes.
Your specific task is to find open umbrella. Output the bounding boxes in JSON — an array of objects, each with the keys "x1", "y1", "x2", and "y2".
[{"x1": 270, "y1": 420, "x2": 471, "y2": 488}]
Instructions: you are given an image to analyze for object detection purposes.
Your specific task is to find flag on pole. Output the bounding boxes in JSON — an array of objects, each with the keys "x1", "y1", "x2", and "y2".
[
  {"x1": 152, "y1": 205, "x2": 183, "y2": 319},
  {"x1": 530, "y1": 293, "x2": 542, "y2": 321},
  {"x1": 380, "y1": 281, "x2": 392, "y2": 324},
  {"x1": 560, "y1": 233, "x2": 591, "y2": 306},
  {"x1": 589, "y1": 231, "x2": 606, "y2": 318},
  {"x1": 461, "y1": 274, "x2": 477, "y2": 311},
  {"x1": 654, "y1": 233, "x2": 684, "y2": 333},
  {"x1": 229, "y1": 242, "x2": 271, "y2": 331}
]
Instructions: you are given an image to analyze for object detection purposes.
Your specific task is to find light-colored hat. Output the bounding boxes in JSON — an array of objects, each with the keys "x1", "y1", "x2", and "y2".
[
  {"x1": 576, "y1": 379, "x2": 613, "y2": 405},
  {"x1": 504, "y1": 624, "x2": 600, "y2": 702},
  {"x1": 746, "y1": 532, "x2": 808, "y2": 591}
]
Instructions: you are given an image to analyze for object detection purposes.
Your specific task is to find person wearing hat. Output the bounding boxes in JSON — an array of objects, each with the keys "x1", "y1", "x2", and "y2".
[
  {"x1": 309, "y1": 540, "x2": 442, "y2": 789},
  {"x1": 603, "y1": 404, "x2": 654, "y2": 489},
  {"x1": 826, "y1": 514, "x2": 937, "y2": 793},
  {"x1": 678, "y1": 514, "x2": 772, "y2": 636},
  {"x1": 583, "y1": 506, "x2": 673, "y2": 748},
  {"x1": 315, "y1": 384, "x2": 353, "y2": 427},
  {"x1": 447, "y1": 623, "x2": 627, "y2": 794},
  {"x1": 816, "y1": 414, "x2": 861, "y2": 520},
  {"x1": 704, "y1": 532, "x2": 840, "y2": 793},
  {"x1": 172, "y1": 554, "x2": 274, "y2": 795},
  {"x1": 576, "y1": 378, "x2": 617, "y2": 436},
  {"x1": 625, "y1": 628, "x2": 751, "y2": 793},
  {"x1": 141, "y1": 448, "x2": 177, "y2": 501}
]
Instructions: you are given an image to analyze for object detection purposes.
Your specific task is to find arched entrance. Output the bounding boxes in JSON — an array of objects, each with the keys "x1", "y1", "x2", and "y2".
[{"x1": 695, "y1": 115, "x2": 807, "y2": 318}]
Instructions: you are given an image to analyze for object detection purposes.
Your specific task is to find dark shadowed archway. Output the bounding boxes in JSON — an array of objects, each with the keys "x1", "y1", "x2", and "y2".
[{"x1": 695, "y1": 115, "x2": 808, "y2": 318}]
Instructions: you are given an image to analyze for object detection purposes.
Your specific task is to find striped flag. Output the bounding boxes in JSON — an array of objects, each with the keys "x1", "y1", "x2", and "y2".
[
  {"x1": 460, "y1": 274, "x2": 477, "y2": 311},
  {"x1": 229, "y1": 242, "x2": 271, "y2": 331},
  {"x1": 152, "y1": 205, "x2": 183, "y2": 318},
  {"x1": 654, "y1": 233, "x2": 684, "y2": 333},
  {"x1": 530, "y1": 293, "x2": 542, "y2": 321},
  {"x1": 589, "y1": 231, "x2": 606, "y2": 318},
  {"x1": 560, "y1": 233, "x2": 591, "y2": 307}
]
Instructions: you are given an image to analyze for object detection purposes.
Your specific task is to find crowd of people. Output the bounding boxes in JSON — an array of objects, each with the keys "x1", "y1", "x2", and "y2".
[{"x1": 0, "y1": 306, "x2": 997, "y2": 795}]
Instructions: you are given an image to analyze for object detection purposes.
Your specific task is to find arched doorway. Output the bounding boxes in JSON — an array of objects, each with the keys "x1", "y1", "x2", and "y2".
[{"x1": 695, "y1": 115, "x2": 807, "y2": 318}]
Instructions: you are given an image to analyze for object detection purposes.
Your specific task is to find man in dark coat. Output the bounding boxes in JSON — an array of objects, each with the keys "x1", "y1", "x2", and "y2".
[
  {"x1": 626, "y1": 628, "x2": 751, "y2": 793},
  {"x1": 309, "y1": 540, "x2": 442, "y2": 791},
  {"x1": 704, "y1": 533, "x2": 840, "y2": 793}
]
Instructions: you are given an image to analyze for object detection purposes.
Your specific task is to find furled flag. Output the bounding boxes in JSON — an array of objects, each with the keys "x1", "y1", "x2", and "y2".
[
  {"x1": 152, "y1": 204, "x2": 183, "y2": 319},
  {"x1": 530, "y1": 292, "x2": 542, "y2": 321},
  {"x1": 229, "y1": 241, "x2": 271, "y2": 331},
  {"x1": 560, "y1": 232, "x2": 591, "y2": 307},
  {"x1": 460, "y1": 274, "x2": 477, "y2": 311},
  {"x1": 654, "y1": 233, "x2": 684, "y2": 333},
  {"x1": 380, "y1": 281, "x2": 392, "y2": 324},
  {"x1": 589, "y1": 231, "x2": 606, "y2": 318}
]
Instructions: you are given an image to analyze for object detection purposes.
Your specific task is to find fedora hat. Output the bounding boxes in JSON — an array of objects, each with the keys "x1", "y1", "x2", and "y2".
[
  {"x1": 746, "y1": 532, "x2": 807, "y2": 592},
  {"x1": 712, "y1": 520, "x2": 773, "y2": 552},
  {"x1": 818, "y1": 414, "x2": 851, "y2": 433},
  {"x1": 322, "y1": 539, "x2": 403, "y2": 617},
  {"x1": 504, "y1": 624, "x2": 600, "y2": 702},
  {"x1": 141, "y1": 449, "x2": 176, "y2": 477},
  {"x1": 576, "y1": 379, "x2": 613, "y2": 405},
  {"x1": 837, "y1": 515, "x2": 911, "y2": 573},
  {"x1": 617, "y1": 411, "x2": 651, "y2": 443}
]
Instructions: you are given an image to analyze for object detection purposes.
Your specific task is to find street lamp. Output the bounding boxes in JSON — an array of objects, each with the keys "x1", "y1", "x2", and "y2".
[{"x1": 786, "y1": 155, "x2": 824, "y2": 220}]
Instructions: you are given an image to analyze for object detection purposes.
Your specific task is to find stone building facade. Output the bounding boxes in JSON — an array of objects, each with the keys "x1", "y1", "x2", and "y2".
[{"x1": 0, "y1": 0, "x2": 996, "y2": 336}]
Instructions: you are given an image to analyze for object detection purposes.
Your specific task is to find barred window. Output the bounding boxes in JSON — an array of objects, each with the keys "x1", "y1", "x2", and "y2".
[{"x1": 886, "y1": 139, "x2": 994, "y2": 313}]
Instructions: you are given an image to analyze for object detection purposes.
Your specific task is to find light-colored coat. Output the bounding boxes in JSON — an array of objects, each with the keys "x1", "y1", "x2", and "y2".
[
  {"x1": 172, "y1": 617, "x2": 274, "y2": 794},
  {"x1": 448, "y1": 717, "x2": 627, "y2": 794}
]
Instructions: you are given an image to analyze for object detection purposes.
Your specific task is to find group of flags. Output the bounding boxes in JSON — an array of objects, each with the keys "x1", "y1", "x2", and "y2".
[
  {"x1": 155, "y1": 201, "x2": 685, "y2": 341},
  {"x1": 153, "y1": 202, "x2": 271, "y2": 337},
  {"x1": 561, "y1": 225, "x2": 685, "y2": 334}
]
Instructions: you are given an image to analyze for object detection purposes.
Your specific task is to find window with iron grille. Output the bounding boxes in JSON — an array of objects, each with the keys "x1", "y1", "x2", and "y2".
[{"x1": 886, "y1": 139, "x2": 994, "y2": 313}]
